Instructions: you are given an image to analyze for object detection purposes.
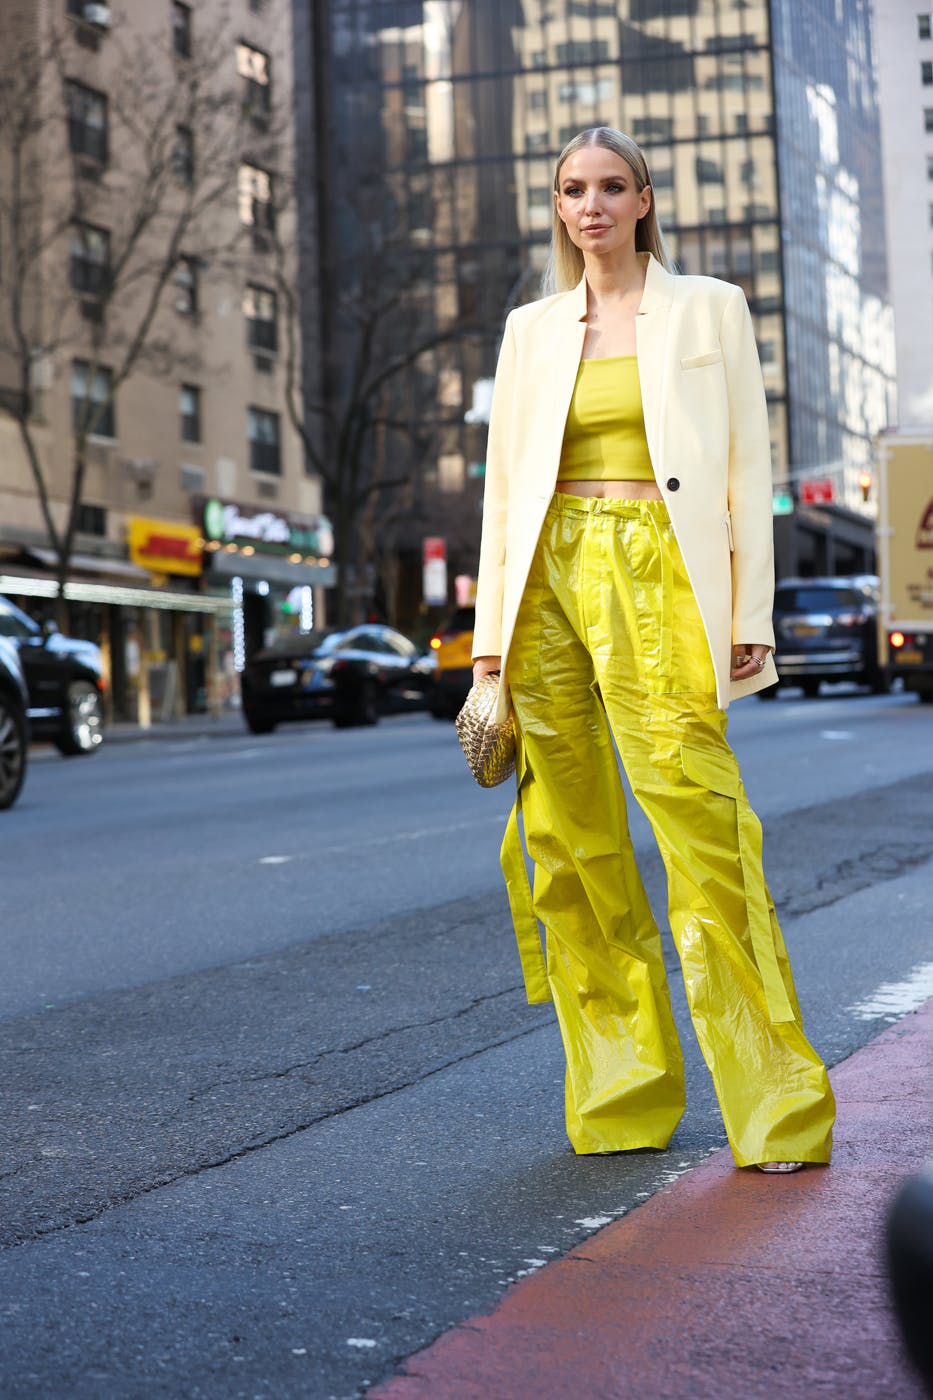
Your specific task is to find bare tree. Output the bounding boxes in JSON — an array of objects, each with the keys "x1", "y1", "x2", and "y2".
[
  {"x1": 271, "y1": 203, "x2": 479, "y2": 626},
  {"x1": 0, "y1": 5, "x2": 281, "y2": 622}
]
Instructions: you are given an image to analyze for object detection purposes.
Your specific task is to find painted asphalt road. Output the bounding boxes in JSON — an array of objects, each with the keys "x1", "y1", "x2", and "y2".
[
  {"x1": 3, "y1": 689, "x2": 930, "y2": 1020},
  {"x1": 1, "y1": 693, "x2": 932, "y2": 1396}
]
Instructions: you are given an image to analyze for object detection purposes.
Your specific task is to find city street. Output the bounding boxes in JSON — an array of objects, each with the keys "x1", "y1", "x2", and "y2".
[{"x1": 2, "y1": 692, "x2": 932, "y2": 1397}]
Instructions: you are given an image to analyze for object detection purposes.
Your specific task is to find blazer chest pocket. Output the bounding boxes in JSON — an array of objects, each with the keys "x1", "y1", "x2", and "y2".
[{"x1": 680, "y1": 350, "x2": 723, "y2": 370}]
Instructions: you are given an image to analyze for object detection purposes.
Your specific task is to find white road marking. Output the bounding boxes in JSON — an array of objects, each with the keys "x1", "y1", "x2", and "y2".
[
  {"x1": 258, "y1": 855, "x2": 292, "y2": 865},
  {"x1": 820, "y1": 730, "x2": 856, "y2": 741},
  {"x1": 346, "y1": 1338, "x2": 377, "y2": 1349},
  {"x1": 849, "y1": 961, "x2": 933, "y2": 1021}
]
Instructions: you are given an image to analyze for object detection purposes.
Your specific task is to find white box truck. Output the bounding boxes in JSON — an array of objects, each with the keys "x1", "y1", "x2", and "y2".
[{"x1": 875, "y1": 430, "x2": 933, "y2": 702}]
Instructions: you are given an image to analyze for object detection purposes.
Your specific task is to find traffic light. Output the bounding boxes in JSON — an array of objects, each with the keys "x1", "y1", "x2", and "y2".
[{"x1": 858, "y1": 470, "x2": 872, "y2": 502}]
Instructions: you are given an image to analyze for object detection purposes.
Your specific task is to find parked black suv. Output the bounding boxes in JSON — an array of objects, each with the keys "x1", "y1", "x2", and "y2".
[
  {"x1": 763, "y1": 576, "x2": 885, "y2": 699},
  {"x1": 0, "y1": 636, "x2": 28, "y2": 809},
  {"x1": 0, "y1": 596, "x2": 105, "y2": 754}
]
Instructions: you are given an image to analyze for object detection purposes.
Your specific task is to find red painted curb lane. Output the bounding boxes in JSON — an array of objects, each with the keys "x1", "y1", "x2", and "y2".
[{"x1": 373, "y1": 1002, "x2": 932, "y2": 1400}]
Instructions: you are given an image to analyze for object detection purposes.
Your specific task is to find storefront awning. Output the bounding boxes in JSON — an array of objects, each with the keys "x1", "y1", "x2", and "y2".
[
  {"x1": 0, "y1": 572, "x2": 232, "y2": 615},
  {"x1": 207, "y1": 551, "x2": 337, "y2": 587}
]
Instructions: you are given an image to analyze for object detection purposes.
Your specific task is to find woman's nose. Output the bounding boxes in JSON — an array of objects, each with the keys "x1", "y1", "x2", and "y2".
[{"x1": 583, "y1": 188, "x2": 602, "y2": 213}]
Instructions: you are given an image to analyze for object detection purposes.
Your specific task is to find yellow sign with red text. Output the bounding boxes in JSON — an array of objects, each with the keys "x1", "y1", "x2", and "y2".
[{"x1": 128, "y1": 517, "x2": 202, "y2": 577}]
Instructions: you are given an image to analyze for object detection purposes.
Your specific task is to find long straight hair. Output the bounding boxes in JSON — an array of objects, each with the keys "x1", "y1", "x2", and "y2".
[{"x1": 543, "y1": 127, "x2": 674, "y2": 295}]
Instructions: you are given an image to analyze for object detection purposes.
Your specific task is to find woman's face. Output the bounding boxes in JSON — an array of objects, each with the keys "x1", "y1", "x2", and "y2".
[{"x1": 554, "y1": 145, "x2": 651, "y2": 255}]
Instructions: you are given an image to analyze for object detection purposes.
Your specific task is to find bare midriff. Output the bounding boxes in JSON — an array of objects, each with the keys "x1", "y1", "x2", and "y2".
[{"x1": 555, "y1": 478, "x2": 663, "y2": 500}]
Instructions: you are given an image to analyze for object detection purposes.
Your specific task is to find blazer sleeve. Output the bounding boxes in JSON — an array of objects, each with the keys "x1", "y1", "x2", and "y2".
[
  {"x1": 472, "y1": 311, "x2": 517, "y2": 660},
  {"x1": 721, "y1": 284, "x2": 776, "y2": 650}
]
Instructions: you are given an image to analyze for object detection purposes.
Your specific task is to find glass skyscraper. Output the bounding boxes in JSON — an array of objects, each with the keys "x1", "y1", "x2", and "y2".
[{"x1": 303, "y1": 0, "x2": 895, "y2": 611}]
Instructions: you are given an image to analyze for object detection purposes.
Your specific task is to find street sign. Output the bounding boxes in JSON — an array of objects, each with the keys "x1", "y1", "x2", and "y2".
[
  {"x1": 772, "y1": 491, "x2": 794, "y2": 516},
  {"x1": 423, "y1": 536, "x2": 447, "y2": 606},
  {"x1": 799, "y1": 479, "x2": 835, "y2": 505}
]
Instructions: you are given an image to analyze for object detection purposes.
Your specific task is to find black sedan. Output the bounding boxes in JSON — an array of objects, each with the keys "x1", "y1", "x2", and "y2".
[
  {"x1": 0, "y1": 636, "x2": 29, "y2": 809},
  {"x1": 0, "y1": 596, "x2": 105, "y2": 754},
  {"x1": 240, "y1": 624, "x2": 437, "y2": 732},
  {"x1": 762, "y1": 576, "x2": 886, "y2": 699}
]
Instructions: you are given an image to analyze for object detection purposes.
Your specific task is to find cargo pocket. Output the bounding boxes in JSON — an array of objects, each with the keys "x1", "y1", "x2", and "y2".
[{"x1": 680, "y1": 744, "x2": 795, "y2": 1025}]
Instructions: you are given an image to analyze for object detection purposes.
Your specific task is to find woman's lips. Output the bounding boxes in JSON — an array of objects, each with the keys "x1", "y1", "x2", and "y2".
[{"x1": 582, "y1": 225, "x2": 610, "y2": 234}]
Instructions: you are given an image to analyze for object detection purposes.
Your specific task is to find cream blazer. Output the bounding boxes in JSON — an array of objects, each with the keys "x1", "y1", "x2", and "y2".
[{"x1": 473, "y1": 252, "x2": 779, "y2": 725}]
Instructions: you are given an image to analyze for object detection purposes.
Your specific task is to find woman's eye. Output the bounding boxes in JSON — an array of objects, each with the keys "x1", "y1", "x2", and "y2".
[{"x1": 606, "y1": 183, "x2": 623, "y2": 192}]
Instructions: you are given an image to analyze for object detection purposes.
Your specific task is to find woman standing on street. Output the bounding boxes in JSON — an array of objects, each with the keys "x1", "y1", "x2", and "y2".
[{"x1": 472, "y1": 127, "x2": 835, "y2": 1172}]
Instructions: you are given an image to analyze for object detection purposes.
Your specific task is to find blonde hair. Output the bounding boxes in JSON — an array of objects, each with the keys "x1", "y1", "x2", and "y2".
[{"x1": 543, "y1": 127, "x2": 674, "y2": 295}]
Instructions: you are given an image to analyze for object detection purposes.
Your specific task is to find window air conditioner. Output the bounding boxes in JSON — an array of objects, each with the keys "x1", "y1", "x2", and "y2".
[{"x1": 83, "y1": 4, "x2": 112, "y2": 27}]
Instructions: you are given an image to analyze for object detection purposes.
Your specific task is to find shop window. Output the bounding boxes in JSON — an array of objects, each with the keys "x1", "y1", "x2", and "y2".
[
  {"x1": 244, "y1": 284, "x2": 277, "y2": 352},
  {"x1": 69, "y1": 222, "x2": 110, "y2": 295},
  {"x1": 71, "y1": 360, "x2": 115, "y2": 438},
  {"x1": 179, "y1": 384, "x2": 201, "y2": 443},
  {"x1": 248, "y1": 407, "x2": 280, "y2": 475},
  {"x1": 920, "y1": 14, "x2": 932, "y2": 40},
  {"x1": 923, "y1": 60, "x2": 933, "y2": 84},
  {"x1": 66, "y1": 80, "x2": 108, "y2": 163},
  {"x1": 925, "y1": 108, "x2": 933, "y2": 132}
]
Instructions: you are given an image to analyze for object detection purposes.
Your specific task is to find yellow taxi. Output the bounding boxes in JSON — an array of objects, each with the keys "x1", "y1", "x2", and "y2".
[{"x1": 428, "y1": 606, "x2": 475, "y2": 718}]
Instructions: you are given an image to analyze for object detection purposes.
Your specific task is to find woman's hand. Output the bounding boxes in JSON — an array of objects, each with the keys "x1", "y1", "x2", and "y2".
[
  {"x1": 473, "y1": 655, "x2": 501, "y2": 684},
  {"x1": 731, "y1": 643, "x2": 772, "y2": 681}
]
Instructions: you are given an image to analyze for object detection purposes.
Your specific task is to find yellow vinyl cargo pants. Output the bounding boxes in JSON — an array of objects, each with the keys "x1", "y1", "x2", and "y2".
[{"x1": 503, "y1": 493, "x2": 835, "y2": 1167}]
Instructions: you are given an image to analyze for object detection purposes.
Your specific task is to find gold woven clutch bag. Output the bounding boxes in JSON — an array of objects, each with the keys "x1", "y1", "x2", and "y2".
[{"x1": 455, "y1": 672, "x2": 516, "y2": 788}]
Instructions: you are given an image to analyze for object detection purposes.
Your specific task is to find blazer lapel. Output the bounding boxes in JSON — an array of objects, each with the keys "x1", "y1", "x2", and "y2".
[
  {"x1": 635, "y1": 253, "x2": 676, "y2": 480},
  {"x1": 533, "y1": 276, "x2": 588, "y2": 495}
]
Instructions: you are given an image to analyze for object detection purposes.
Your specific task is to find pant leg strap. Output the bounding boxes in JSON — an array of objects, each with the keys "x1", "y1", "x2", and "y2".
[
  {"x1": 500, "y1": 788, "x2": 552, "y2": 1005},
  {"x1": 737, "y1": 801, "x2": 796, "y2": 1025}
]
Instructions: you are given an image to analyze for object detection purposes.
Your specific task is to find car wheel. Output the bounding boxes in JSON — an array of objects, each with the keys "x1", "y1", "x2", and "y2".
[
  {"x1": 245, "y1": 713, "x2": 277, "y2": 735},
  {"x1": 918, "y1": 690, "x2": 933, "y2": 705},
  {"x1": 55, "y1": 680, "x2": 104, "y2": 756},
  {"x1": 868, "y1": 670, "x2": 890, "y2": 695},
  {"x1": 333, "y1": 678, "x2": 379, "y2": 728},
  {"x1": 800, "y1": 679, "x2": 821, "y2": 699},
  {"x1": 0, "y1": 693, "x2": 27, "y2": 810},
  {"x1": 756, "y1": 682, "x2": 779, "y2": 701}
]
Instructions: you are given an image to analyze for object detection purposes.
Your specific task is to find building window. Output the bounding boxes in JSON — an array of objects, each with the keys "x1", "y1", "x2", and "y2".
[
  {"x1": 528, "y1": 89, "x2": 547, "y2": 110},
  {"x1": 244, "y1": 285, "x2": 277, "y2": 352},
  {"x1": 927, "y1": 153, "x2": 933, "y2": 178},
  {"x1": 179, "y1": 384, "x2": 201, "y2": 443},
  {"x1": 555, "y1": 40, "x2": 609, "y2": 65},
  {"x1": 71, "y1": 360, "x2": 115, "y2": 438},
  {"x1": 75, "y1": 503, "x2": 107, "y2": 536},
  {"x1": 925, "y1": 107, "x2": 933, "y2": 131},
  {"x1": 174, "y1": 125, "x2": 194, "y2": 183},
  {"x1": 174, "y1": 257, "x2": 198, "y2": 315},
  {"x1": 920, "y1": 14, "x2": 932, "y2": 40},
  {"x1": 69, "y1": 222, "x2": 110, "y2": 295},
  {"x1": 238, "y1": 163, "x2": 275, "y2": 231},
  {"x1": 173, "y1": 2, "x2": 192, "y2": 58},
  {"x1": 237, "y1": 42, "x2": 271, "y2": 114},
  {"x1": 248, "y1": 407, "x2": 280, "y2": 475},
  {"x1": 528, "y1": 186, "x2": 552, "y2": 207},
  {"x1": 66, "y1": 80, "x2": 108, "y2": 163},
  {"x1": 696, "y1": 157, "x2": 724, "y2": 184}
]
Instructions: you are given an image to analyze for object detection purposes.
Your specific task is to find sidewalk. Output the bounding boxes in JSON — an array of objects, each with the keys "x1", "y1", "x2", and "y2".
[
  {"x1": 103, "y1": 710, "x2": 247, "y2": 743},
  {"x1": 373, "y1": 1002, "x2": 932, "y2": 1400}
]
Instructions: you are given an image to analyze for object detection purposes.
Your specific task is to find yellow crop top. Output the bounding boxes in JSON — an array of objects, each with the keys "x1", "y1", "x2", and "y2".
[{"x1": 557, "y1": 355, "x2": 655, "y2": 482}]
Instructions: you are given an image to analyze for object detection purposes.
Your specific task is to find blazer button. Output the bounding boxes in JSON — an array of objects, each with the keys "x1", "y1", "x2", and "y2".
[{"x1": 666, "y1": 477, "x2": 680, "y2": 491}]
